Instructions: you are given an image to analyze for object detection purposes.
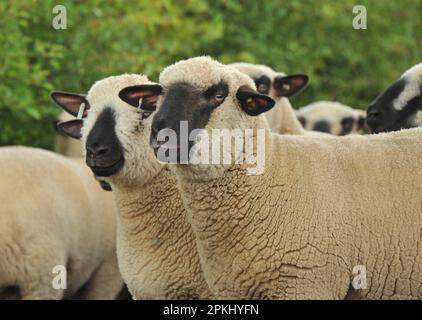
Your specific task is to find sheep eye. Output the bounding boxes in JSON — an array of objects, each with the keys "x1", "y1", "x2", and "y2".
[
  {"x1": 215, "y1": 94, "x2": 225, "y2": 102},
  {"x1": 205, "y1": 82, "x2": 229, "y2": 106}
]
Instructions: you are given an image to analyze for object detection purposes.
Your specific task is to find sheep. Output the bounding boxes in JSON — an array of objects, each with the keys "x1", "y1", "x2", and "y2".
[
  {"x1": 54, "y1": 111, "x2": 83, "y2": 157},
  {"x1": 52, "y1": 74, "x2": 212, "y2": 299},
  {"x1": 146, "y1": 56, "x2": 422, "y2": 299},
  {"x1": 367, "y1": 63, "x2": 422, "y2": 133},
  {"x1": 0, "y1": 146, "x2": 122, "y2": 300},
  {"x1": 296, "y1": 101, "x2": 367, "y2": 135},
  {"x1": 230, "y1": 62, "x2": 308, "y2": 134}
]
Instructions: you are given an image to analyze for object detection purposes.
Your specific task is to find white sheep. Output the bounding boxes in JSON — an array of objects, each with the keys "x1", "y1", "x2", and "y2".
[
  {"x1": 147, "y1": 56, "x2": 422, "y2": 299},
  {"x1": 296, "y1": 101, "x2": 367, "y2": 135},
  {"x1": 367, "y1": 62, "x2": 422, "y2": 133},
  {"x1": 230, "y1": 62, "x2": 308, "y2": 134},
  {"x1": 0, "y1": 146, "x2": 122, "y2": 300},
  {"x1": 52, "y1": 74, "x2": 212, "y2": 299}
]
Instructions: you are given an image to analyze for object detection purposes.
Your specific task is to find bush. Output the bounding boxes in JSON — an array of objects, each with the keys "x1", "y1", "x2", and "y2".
[{"x1": 0, "y1": 0, "x2": 420, "y2": 149}]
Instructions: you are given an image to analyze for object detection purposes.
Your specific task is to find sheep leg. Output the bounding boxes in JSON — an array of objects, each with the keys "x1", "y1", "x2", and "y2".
[{"x1": 75, "y1": 254, "x2": 123, "y2": 300}]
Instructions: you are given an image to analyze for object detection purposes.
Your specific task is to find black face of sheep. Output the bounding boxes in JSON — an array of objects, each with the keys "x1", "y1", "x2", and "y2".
[
  {"x1": 356, "y1": 115, "x2": 368, "y2": 133},
  {"x1": 149, "y1": 81, "x2": 229, "y2": 160},
  {"x1": 339, "y1": 117, "x2": 354, "y2": 135},
  {"x1": 85, "y1": 108, "x2": 125, "y2": 177},
  {"x1": 254, "y1": 75, "x2": 271, "y2": 94},
  {"x1": 150, "y1": 82, "x2": 274, "y2": 161},
  {"x1": 367, "y1": 77, "x2": 422, "y2": 133},
  {"x1": 312, "y1": 120, "x2": 331, "y2": 133},
  {"x1": 252, "y1": 74, "x2": 309, "y2": 98}
]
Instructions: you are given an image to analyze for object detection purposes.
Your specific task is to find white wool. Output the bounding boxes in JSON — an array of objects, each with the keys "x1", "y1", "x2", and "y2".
[
  {"x1": 156, "y1": 56, "x2": 422, "y2": 299},
  {"x1": 296, "y1": 101, "x2": 363, "y2": 135},
  {"x1": 416, "y1": 111, "x2": 422, "y2": 125},
  {"x1": 160, "y1": 56, "x2": 256, "y2": 95},
  {"x1": 393, "y1": 63, "x2": 422, "y2": 110},
  {"x1": 80, "y1": 74, "x2": 212, "y2": 299},
  {"x1": 0, "y1": 146, "x2": 122, "y2": 299}
]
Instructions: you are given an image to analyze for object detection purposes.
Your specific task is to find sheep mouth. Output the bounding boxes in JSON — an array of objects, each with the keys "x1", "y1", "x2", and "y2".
[{"x1": 87, "y1": 157, "x2": 125, "y2": 177}]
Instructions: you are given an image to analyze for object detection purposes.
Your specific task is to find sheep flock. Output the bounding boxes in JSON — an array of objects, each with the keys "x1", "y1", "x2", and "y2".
[{"x1": 1, "y1": 56, "x2": 421, "y2": 300}]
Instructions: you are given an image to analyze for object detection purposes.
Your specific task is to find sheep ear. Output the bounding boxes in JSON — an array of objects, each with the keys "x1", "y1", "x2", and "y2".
[
  {"x1": 50, "y1": 91, "x2": 89, "y2": 117},
  {"x1": 119, "y1": 84, "x2": 163, "y2": 112},
  {"x1": 273, "y1": 74, "x2": 309, "y2": 97},
  {"x1": 55, "y1": 119, "x2": 83, "y2": 140},
  {"x1": 236, "y1": 86, "x2": 275, "y2": 116}
]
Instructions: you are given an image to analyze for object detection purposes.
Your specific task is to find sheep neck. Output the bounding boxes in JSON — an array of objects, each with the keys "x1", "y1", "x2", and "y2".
[
  {"x1": 111, "y1": 166, "x2": 212, "y2": 299},
  {"x1": 112, "y1": 166, "x2": 186, "y2": 232},
  {"x1": 176, "y1": 132, "x2": 306, "y2": 298},
  {"x1": 266, "y1": 98, "x2": 306, "y2": 135}
]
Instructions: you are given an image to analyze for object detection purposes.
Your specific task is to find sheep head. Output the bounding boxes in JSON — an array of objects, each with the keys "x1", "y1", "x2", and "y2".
[
  {"x1": 145, "y1": 56, "x2": 274, "y2": 179},
  {"x1": 367, "y1": 62, "x2": 422, "y2": 133},
  {"x1": 230, "y1": 62, "x2": 309, "y2": 100},
  {"x1": 52, "y1": 74, "x2": 163, "y2": 187}
]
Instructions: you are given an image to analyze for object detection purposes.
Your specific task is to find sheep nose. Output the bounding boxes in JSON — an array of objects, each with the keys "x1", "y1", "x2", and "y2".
[{"x1": 86, "y1": 144, "x2": 111, "y2": 159}]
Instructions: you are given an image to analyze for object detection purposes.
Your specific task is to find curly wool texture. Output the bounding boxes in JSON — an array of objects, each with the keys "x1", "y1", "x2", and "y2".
[
  {"x1": 417, "y1": 111, "x2": 422, "y2": 126},
  {"x1": 230, "y1": 62, "x2": 306, "y2": 135},
  {"x1": 296, "y1": 101, "x2": 365, "y2": 135},
  {"x1": 0, "y1": 146, "x2": 122, "y2": 300},
  {"x1": 159, "y1": 56, "x2": 422, "y2": 299},
  {"x1": 81, "y1": 75, "x2": 211, "y2": 299}
]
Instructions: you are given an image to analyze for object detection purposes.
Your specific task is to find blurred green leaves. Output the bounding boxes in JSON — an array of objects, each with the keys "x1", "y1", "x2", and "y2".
[{"x1": 0, "y1": 0, "x2": 421, "y2": 148}]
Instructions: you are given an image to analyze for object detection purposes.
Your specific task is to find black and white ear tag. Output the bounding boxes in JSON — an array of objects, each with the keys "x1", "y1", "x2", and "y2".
[
  {"x1": 137, "y1": 98, "x2": 146, "y2": 119},
  {"x1": 282, "y1": 84, "x2": 291, "y2": 91},
  {"x1": 138, "y1": 98, "x2": 153, "y2": 120},
  {"x1": 77, "y1": 102, "x2": 86, "y2": 120}
]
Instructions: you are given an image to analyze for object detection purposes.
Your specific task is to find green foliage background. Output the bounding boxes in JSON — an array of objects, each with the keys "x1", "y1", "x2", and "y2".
[{"x1": 0, "y1": 0, "x2": 421, "y2": 149}]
